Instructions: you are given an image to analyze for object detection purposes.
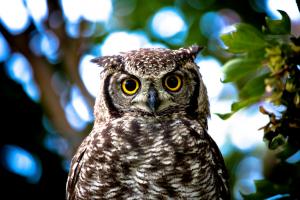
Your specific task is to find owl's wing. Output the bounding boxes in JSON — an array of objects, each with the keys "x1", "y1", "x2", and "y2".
[
  {"x1": 66, "y1": 136, "x2": 89, "y2": 200},
  {"x1": 204, "y1": 130, "x2": 230, "y2": 199}
]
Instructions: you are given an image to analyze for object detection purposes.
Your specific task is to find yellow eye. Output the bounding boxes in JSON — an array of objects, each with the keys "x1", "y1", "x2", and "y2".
[
  {"x1": 164, "y1": 74, "x2": 182, "y2": 92},
  {"x1": 121, "y1": 78, "x2": 140, "y2": 95}
]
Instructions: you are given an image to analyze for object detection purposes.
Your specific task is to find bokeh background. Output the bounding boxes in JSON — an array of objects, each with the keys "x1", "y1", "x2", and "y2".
[{"x1": 0, "y1": 0, "x2": 299, "y2": 199}]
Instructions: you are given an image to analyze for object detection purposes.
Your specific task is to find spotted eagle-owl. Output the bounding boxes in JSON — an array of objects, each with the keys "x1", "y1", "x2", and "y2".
[{"x1": 66, "y1": 45, "x2": 229, "y2": 199}]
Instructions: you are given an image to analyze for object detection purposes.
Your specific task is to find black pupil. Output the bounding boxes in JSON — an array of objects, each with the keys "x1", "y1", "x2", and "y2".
[
  {"x1": 167, "y1": 76, "x2": 178, "y2": 88},
  {"x1": 125, "y1": 79, "x2": 137, "y2": 91}
]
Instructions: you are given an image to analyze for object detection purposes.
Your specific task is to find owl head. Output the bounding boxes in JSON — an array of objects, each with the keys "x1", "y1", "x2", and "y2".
[{"x1": 92, "y1": 45, "x2": 210, "y2": 128}]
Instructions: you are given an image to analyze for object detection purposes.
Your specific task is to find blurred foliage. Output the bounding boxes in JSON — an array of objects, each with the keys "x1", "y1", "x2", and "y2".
[{"x1": 220, "y1": 10, "x2": 300, "y2": 199}]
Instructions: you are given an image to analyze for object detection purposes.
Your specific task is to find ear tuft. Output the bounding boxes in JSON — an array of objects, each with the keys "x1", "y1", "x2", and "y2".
[
  {"x1": 173, "y1": 45, "x2": 203, "y2": 62},
  {"x1": 91, "y1": 55, "x2": 124, "y2": 69},
  {"x1": 189, "y1": 45, "x2": 204, "y2": 59}
]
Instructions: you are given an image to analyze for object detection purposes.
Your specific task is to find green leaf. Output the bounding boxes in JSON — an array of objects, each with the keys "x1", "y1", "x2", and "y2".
[
  {"x1": 215, "y1": 95, "x2": 262, "y2": 120},
  {"x1": 215, "y1": 112, "x2": 234, "y2": 120},
  {"x1": 247, "y1": 48, "x2": 266, "y2": 60},
  {"x1": 265, "y1": 10, "x2": 291, "y2": 35},
  {"x1": 239, "y1": 73, "x2": 269, "y2": 99},
  {"x1": 222, "y1": 58, "x2": 262, "y2": 83},
  {"x1": 231, "y1": 96, "x2": 261, "y2": 112},
  {"x1": 220, "y1": 23, "x2": 268, "y2": 53}
]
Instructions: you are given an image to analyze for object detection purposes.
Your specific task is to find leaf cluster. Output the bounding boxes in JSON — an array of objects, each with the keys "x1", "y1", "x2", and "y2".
[{"x1": 219, "y1": 10, "x2": 300, "y2": 199}]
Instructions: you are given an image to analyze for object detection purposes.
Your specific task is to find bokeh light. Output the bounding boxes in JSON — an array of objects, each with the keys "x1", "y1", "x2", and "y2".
[
  {"x1": 151, "y1": 7, "x2": 186, "y2": 38},
  {"x1": 0, "y1": 32, "x2": 10, "y2": 62},
  {"x1": 81, "y1": 0, "x2": 112, "y2": 22},
  {"x1": 61, "y1": 0, "x2": 112, "y2": 23},
  {"x1": 30, "y1": 31, "x2": 60, "y2": 62},
  {"x1": 100, "y1": 31, "x2": 150, "y2": 55},
  {"x1": 70, "y1": 85, "x2": 93, "y2": 122},
  {"x1": 198, "y1": 56, "x2": 231, "y2": 148},
  {"x1": 1, "y1": 145, "x2": 42, "y2": 184},
  {"x1": 262, "y1": 101, "x2": 286, "y2": 118},
  {"x1": 44, "y1": 132, "x2": 69, "y2": 158},
  {"x1": 61, "y1": 83, "x2": 93, "y2": 131},
  {"x1": 218, "y1": 9, "x2": 241, "y2": 34},
  {"x1": 25, "y1": 0, "x2": 48, "y2": 30},
  {"x1": 266, "y1": 194, "x2": 291, "y2": 200},
  {"x1": 5, "y1": 53, "x2": 33, "y2": 84},
  {"x1": 200, "y1": 11, "x2": 226, "y2": 39},
  {"x1": 60, "y1": 0, "x2": 81, "y2": 22},
  {"x1": 198, "y1": 56, "x2": 224, "y2": 99},
  {"x1": 64, "y1": 100, "x2": 88, "y2": 131},
  {"x1": 286, "y1": 150, "x2": 300, "y2": 164},
  {"x1": 29, "y1": 33, "x2": 44, "y2": 56},
  {"x1": 150, "y1": 7, "x2": 187, "y2": 45},
  {"x1": 0, "y1": 0, "x2": 30, "y2": 34},
  {"x1": 5, "y1": 53, "x2": 40, "y2": 102},
  {"x1": 79, "y1": 54, "x2": 100, "y2": 97},
  {"x1": 229, "y1": 107, "x2": 268, "y2": 150},
  {"x1": 234, "y1": 156, "x2": 263, "y2": 198},
  {"x1": 207, "y1": 100, "x2": 233, "y2": 149},
  {"x1": 41, "y1": 31, "x2": 60, "y2": 62},
  {"x1": 65, "y1": 21, "x2": 81, "y2": 38}
]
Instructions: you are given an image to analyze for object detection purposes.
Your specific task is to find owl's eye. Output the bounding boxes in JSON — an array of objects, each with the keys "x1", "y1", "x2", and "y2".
[
  {"x1": 164, "y1": 74, "x2": 182, "y2": 92},
  {"x1": 121, "y1": 78, "x2": 140, "y2": 95}
]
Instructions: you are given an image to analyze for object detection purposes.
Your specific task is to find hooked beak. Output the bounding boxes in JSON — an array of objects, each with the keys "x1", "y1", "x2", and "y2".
[{"x1": 147, "y1": 86, "x2": 160, "y2": 112}]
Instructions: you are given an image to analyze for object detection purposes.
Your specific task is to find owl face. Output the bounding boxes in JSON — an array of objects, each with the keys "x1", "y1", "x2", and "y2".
[
  {"x1": 92, "y1": 45, "x2": 210, "y2": 124},
  {"x1": 105, "y1": 65, "x2": 198, "y2": 115}
]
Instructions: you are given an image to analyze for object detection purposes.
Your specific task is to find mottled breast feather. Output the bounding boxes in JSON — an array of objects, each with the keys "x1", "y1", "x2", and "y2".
[{"x1": 67, "y1": 116, "x2": 230, "y2": 199}]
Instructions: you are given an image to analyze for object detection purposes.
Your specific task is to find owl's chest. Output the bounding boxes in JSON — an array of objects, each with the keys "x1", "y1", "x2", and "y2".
[
  {"x1": 102, "y1": 119, "x2": 209, "y2": 197},
  {"x1": 109, "y1": 119, "x2": 203, "y2": 175},
  {"x1": 113, "y1": 118, "x2": 201, "y2": 159},
  {"x1": 89, "y1": 119, "x2": 216, "y2": 198}
]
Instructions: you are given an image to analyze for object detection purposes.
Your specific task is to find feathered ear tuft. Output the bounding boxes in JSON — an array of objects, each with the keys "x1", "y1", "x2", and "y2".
[
  {"x1": 91, "y1": 55, "x2": 124, "y2": 70},
  {"x1": 189, "y1": 45, "x2": 204, "y2": 59},
  {"x1": 173, "y1": 45, "x2": 203, "y2": 63}
]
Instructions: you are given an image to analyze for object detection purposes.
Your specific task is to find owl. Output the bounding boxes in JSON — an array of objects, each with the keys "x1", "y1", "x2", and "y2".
[{"x1": 66, "y1": 45, "x2": 229, "y2": 199}]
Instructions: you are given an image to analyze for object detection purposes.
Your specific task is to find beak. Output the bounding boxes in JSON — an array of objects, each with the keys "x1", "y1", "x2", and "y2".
[{"x1": 147, "y1": 86, "x2": 160, "y2": 112}]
